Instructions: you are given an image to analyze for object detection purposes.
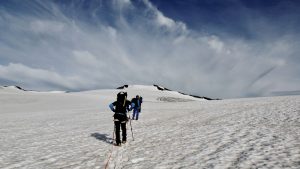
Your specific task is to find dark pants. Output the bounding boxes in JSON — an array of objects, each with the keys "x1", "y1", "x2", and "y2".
[
  {"x1": 132, "y1": 109, "x2": 139, "y2": 120},
  {"x1": 114, "y1": 121, "x2": 127, "y2": 144}
]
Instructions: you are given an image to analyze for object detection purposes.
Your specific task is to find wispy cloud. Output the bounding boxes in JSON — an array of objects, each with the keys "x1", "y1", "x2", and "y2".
[
  {"x1": 0, "y1": 0, "x2": 299, "y2": 98},
  {"x1": 0, "y1": 63, "x2": 83, "y2": 90}
]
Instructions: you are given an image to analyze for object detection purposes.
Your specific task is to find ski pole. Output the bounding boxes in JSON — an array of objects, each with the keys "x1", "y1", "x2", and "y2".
[
  {"x1": 112, "y1": 122, "x2": 115, "y2": 144},
  {"x1": 128, "y1": 115, "x2": 134, "y2": 141}
]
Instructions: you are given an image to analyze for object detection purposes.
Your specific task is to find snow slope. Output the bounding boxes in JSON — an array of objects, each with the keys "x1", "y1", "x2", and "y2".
[{"x1": 0, "y1": 85, "x2": 299, "y2": 169}]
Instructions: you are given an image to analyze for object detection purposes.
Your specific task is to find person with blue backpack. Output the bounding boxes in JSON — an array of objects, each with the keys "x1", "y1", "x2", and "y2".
[
  {"x1": 109, "y1": 92, "x2": 134, "y2": 146},
  {"x1": 131, "y1": 95, "x2": 143, "y2": 120}
]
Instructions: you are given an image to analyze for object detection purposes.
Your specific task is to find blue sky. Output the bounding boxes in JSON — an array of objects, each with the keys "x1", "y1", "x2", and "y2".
[
  {"x1": 0, "y1": 0, "x2": 299, "y2": 98},
  {"x1": 150, "y1": 0, "x2": 300, "y2": 39}
]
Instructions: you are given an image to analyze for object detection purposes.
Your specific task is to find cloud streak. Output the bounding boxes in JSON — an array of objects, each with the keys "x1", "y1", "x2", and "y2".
[{"x1": 0, "y1": 0, "x2": 299, "y2": 98}]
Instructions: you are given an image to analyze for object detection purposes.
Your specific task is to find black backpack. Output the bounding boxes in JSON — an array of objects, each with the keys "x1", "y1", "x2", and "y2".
[
  {"x1": 117, "y1": 92, "x2": 127, "y2": 106},
  {"x1": 114, "y1": 92, "x2": 129, "y2": 121},
  {"x1": 131, "y1": 98, "x2": 138, "y2": 107}
]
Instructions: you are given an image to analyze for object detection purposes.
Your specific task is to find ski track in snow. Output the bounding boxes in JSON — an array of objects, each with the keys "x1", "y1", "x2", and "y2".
[{"x1": 0, "y1": 86, "x2": 300, "y2": 169}]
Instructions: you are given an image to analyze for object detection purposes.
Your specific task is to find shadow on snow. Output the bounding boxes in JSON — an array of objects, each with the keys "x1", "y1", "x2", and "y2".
[{"x1": 91, "y1": 133, "x2": 113, "y2": 144}]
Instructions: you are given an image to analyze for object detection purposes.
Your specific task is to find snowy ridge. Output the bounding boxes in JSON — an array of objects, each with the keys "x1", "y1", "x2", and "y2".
[
  {"x1": 116, "y1": 85, "x2": 206, "y2": 102},
  {"x1": 152, "y1": 84, "x2": 217, "y2": 100},
  {"x1": 0, "y1": 86, "x2": 300, "y2": 168},
  {"x1": 116, "y1": 84, "x2": 208, "y2": 101},
  {"x1": 1, "y1": 85, "x2": 27, "y2": 91},
  {"x1": 0, "y1": 85, "x2": 66, "y2": 93}
]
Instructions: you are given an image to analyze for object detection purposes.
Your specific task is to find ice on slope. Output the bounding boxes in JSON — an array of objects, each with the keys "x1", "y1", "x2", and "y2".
[{"x1": 0, "y1": 86, "x2": 299, "y2": 169}]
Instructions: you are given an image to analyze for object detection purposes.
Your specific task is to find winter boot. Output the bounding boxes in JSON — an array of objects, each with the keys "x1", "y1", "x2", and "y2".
[{"x1": 114, "y1": 142, "x2": 121, "y2": 146}]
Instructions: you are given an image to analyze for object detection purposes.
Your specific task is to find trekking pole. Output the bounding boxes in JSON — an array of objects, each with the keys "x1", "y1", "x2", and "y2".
[
  {"x1": 128, "y1": 115, "x2": 134, "y2": 141},
  {"x1": 112, "y1": 122, "x2": 115, "y2": 144},
  {"x1": 130, "y1": 118, "x2": 134, "y2": 141}
]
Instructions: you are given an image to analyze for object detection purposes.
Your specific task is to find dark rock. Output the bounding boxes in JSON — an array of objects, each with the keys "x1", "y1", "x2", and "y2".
[
  {"x1": 117, "y1": 85, "x2": 129, "y2": 89},
  {"x1": 15, "y1": 86, "x2": 26, "y2": 91},
  {"x1": 154, "y1": 84, "x2": 220, "y2": 100},
  {"x1": 153, "y1": 84, "x2": 171, "y2": 91}
]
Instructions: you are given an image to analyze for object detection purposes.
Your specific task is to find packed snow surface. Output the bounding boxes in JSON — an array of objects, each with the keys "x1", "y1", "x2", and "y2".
[{"x1": 0, "y1": 85, "x2": 300, "y2": 169}]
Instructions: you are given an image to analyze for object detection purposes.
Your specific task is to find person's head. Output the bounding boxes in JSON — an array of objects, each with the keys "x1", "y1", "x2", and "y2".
[{"x1": 136, "y1": 95, "x2": 139, "y2": 98}]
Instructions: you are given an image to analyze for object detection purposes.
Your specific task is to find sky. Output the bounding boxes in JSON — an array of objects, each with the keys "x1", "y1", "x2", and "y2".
[{"x1": 0, "y1": 0, "x2": 300, "y2": 98}]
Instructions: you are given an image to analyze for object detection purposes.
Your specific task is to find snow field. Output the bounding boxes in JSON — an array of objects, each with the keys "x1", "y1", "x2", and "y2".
[{"x1": 0, "y1": 86, "x2": 299, "y2": 169}]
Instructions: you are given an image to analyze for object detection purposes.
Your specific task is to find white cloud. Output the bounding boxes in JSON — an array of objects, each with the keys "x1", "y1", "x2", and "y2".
[
  {"x1": 155, "y1": 11, "x2": 175, "y2": 28},
  {"x1": 0, "y1": 63, "x2": 83, "y2": 90},
  {"x1": 30, "y1": 20, "x2": 65, "y2": 34},
  {"x1": 0, "y1": 0, "x2": 299, "y2": 98},
  {"x1": 106, "y1": 26, "x2": 118, "y2": 38},
  {"x1": 73, "y1": 50, "x2": 100, "y2": 68},
  {"x1": 115, "y1": 0, "x2": 132, "y2": 7},
  {"x1": 142, "y1": 0, "x2": 187, "y2": 33},
  {"x1": 207, "y1": 36, "x2": 224, "y2": 53}
]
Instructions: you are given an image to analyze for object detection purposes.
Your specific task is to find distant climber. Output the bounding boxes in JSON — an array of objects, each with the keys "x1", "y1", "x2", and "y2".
[
  {"x1": 131, "y1": 95, "x2": 143, "y2": 120},
  {"x1": 109, "y1": 92, "x2": 133, "y2": 146}
]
